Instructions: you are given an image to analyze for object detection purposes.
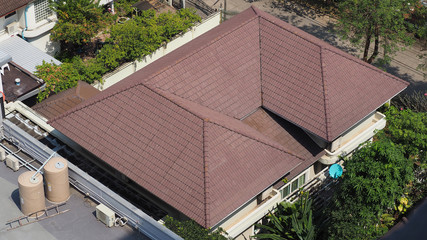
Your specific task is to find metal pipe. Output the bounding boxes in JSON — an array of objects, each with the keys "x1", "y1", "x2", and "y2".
[
  {"x1": 31, "y1": 152, "x2": 55, "y2": 180},
  {"x1": 22, "y1": 4, "x2": 30, "y2": 40},
  {"x1": 0, "y1": 142, "x2": 36, "y2": 171}
]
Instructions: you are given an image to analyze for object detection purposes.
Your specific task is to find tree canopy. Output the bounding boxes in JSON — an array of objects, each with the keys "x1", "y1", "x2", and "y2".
[
  {"x1": 49, "y1": 0, "x2": 108, "y2": 48},
  {"x1": 337, "y1": 0, "x2": 418, "y2": 64},
  {"x1": 326, "y1": 137, "x2": 414, "y2": 239},
  {"x1": 163, "y1": 216, "x2": 229, "y2": 240}
]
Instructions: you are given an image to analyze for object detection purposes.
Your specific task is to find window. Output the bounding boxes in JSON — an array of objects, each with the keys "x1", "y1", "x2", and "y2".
[
  {"x1": 280, "y1": 173, "x2": 306, "y2": 199},
  {"x1": 280, "y1": 185, "x2": 290, "y2": 199},
  {"x1": 34, "y1": 0, "x2": 52, "y2": 23}
]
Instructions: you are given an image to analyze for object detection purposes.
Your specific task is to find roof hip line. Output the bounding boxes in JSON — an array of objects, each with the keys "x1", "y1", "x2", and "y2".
[
  {"x1": 258, "y1": 15, "x2": 263, "y2": 105},
  {"x1": 202, "y1": 120, "x2": 208, "y2": 227},
  {"x1": 319, "y1": 48, "x2": 330, "y2": 141}
]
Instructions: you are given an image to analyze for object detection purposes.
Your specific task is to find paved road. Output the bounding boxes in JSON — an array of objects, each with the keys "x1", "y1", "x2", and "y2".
[{"x1": 202, "y1": 0, "x2": 427, "y2": 94}]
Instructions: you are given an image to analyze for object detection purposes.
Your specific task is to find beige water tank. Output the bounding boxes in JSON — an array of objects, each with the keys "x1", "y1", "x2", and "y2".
[
  {"x1": 18, "y1": 171, "x2": 45, "y2": 217},
  {"x1": 44, "y1": 157, "x2": 70, "y2": 203}
]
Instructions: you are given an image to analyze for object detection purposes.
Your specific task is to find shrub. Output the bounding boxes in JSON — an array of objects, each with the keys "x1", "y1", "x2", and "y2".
[
  {"x1": 392, "y1": 91, "x2": 427, "y2": 113},
  {"x1": 37, "y1": 8, "x2": 201, "y2": 101},
  {"x1": 252, "y1": 192, "x2": 315, "y2": 240},
  {"x1": 384, "y1": 106, "x2": 427, "y2": 160},
  {"x1": 163, "y1": 216, "x2": 229, "y2": 240},
  {"x1": 35, "y1": 61, "x2": 82, "y2": 101},
  {"x1": 95, "y1": 44, "x2": 126, "y2": 71},
  {"x1": 327, "y1": 138, "x2": 414, "y2": 239}
]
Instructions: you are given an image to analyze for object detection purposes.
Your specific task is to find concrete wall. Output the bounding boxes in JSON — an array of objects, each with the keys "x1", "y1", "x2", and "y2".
[
  {"x1": 95, "y1": 11, "x2": 221, "y2": 90},
  {"x1": 27, "y1": 31, "x2": 60, "y2": 56}
]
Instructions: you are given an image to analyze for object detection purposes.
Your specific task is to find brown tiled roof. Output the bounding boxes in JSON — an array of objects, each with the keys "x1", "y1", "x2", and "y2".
[
  {"x1": 242, "y1": 108, "x2": 324, "y2": 160},
  {"x1": 50, "y1": 83, "x2": 303, "y2": 227},
  {"x1": 49, "y1": 7, "x2": 408, "y2": 227},
  {"x1": 32, "y1": 81, "x2": 100, "y2": 120},
  {"x1": 0, "y1": 0, "x2": 32, "y2": 17},
  {"x1": 255, "y1": 8, "x2": 408, "y2": 140}
]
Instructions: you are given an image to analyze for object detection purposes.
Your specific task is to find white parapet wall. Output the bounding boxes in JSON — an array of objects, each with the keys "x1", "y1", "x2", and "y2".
[{"x1": 94, "y1": 11, "x2": 221, "y2": 90}]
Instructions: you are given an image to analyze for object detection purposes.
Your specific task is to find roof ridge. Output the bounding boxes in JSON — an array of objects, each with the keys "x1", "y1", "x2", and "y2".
[
  {"x1": 322, "y1": 47, "x2": 409, "y2": 86},
  {"x1": 319, "y1": 48, "x2": 330, "y2": 140},
  {"x1": 153, "y1": 87, "x2": 305, "y2": 160},
  {"x1": 156, "y1": 87, "x2": 304, "y2": 159},
  {"x1": 50, "y1": 16, "x2": 260, "y2": 123},
  {"x1": 34, "y1": 94, "x2": 80, "y2": 110},
  {"x1": 256, "y1": 11, "x2": 323, "y2": 49},
  {"x1": 137, "y1": 16, "x2": 260, "y2": 90}
]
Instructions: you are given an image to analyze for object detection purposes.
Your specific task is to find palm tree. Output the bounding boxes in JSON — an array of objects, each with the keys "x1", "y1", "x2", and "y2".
[{"x1": 252, "y1": 192, "x2": 315, "y2": 240}]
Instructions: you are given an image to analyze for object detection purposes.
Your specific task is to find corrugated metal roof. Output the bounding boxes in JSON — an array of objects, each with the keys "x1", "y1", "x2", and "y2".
[
  {"x1": 0, "y1": 36, "x2": 61, "y2": 73},
  {"x1": 0, "y1": 50, "x2": 12, "y2": 66}
]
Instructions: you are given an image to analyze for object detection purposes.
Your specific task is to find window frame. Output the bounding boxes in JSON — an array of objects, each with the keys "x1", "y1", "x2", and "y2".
[
  {"x1": 279, "y1": 171, "x2": 308, "y2": 200},
  {"x1": 34, "y1": 0, "x2": 53, "y2": 23}
]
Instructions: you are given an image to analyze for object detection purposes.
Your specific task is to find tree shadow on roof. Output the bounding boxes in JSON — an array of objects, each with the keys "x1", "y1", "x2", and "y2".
[{"x1": 376, "y1": 63, "x2": 426, "y2": 95}]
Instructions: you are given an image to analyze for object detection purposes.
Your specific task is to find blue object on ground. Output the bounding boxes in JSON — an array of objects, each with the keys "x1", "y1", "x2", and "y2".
[{"x1": 329, "y1": 164, "x2": 343, "y2": 179}]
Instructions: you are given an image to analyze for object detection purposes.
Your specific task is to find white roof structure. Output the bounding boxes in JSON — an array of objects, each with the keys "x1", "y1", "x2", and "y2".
[{"x1": 0, "y1": 36, "x2": 61, "y2": 73}]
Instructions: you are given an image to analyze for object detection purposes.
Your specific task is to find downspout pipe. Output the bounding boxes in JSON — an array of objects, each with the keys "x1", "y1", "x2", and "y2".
[{"x1": 22, "y1": 4, "x2": 30, "y2": 40}]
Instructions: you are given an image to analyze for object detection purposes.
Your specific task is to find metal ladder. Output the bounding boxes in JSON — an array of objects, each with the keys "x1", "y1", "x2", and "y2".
[{"x1": 3, "y1": 203, "x2": 70, "y2": 231}]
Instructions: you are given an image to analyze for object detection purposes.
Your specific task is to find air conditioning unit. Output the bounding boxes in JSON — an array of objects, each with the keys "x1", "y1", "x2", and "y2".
[
  {"x1": 96, "y1": 204, "x2": 115, "y2": 227},
  {"x1": 6, "y1": 154, "x2": 19, "y2": 171},
  {"x1": 6, "y1": 22, "x2": 18, "y2": 34},
  {"x1": 0, "y1": 147, "x2": 6, "y2": 161}
]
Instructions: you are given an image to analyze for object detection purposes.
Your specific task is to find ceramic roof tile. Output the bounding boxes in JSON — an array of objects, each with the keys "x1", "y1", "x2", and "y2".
[
  {"x1": 32, "y1": 81, "x2": 100, "y2": 120},
  {"x1": 0, "y1": 0, "x2": 31, "y2": 17},
  {"x1": 143, "y1": 17, "x2": 261, "y2": 119},
  {"x1": 50, "y1": 6, "x2": 408, "y2": 228}
]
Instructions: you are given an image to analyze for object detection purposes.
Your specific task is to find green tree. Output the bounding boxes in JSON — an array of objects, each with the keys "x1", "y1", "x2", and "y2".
[
  {"x1": 384, "y1": 106, "x2": 427, "y2": 160},
  {"x1": 337, "y1": 0, "x2": 417, "y2": 64},
  {"x1": 327, "y1": 138, "x2": 414, "y2": 239},
  {"x1": 384, "y1": 106, "x2": 427, "y2": 204},
  {"x1": 35, "y1": 61, "x2": 82, "y2": 101},
  {"x1": 252, "y1": 193, "x2": 315, "y2": 240},
  {"x1": 163, "y1": 216, "x2": 230, "y2": 240},
  {"x1": 49, "y1": 0, "x2": 106, "y2": 48}
]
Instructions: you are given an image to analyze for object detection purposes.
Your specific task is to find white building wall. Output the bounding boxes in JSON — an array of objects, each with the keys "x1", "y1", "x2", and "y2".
[
  {"x1": 27, "y1": 32, "x2": 60, "y2": 56},
  {"x1": 25, "y1": 3, "x2": 37, "y2": 29}
]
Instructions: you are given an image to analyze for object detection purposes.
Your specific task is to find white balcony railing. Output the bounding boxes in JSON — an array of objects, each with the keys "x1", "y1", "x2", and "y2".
[
  {"x1": 320, "y1": 112, "x2": 386, "y2": 165},
  {"x1": 225, "y1": 189, "x2": 280, "y2": 238}
]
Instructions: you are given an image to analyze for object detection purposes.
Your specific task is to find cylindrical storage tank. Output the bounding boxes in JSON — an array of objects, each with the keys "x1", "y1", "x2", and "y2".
[
  {"x1": 44, "y1": 157, "x2": 70, "y2": 203},
  {"x1": 18, "y1": 171, "x2": 45, "y2": 217}
]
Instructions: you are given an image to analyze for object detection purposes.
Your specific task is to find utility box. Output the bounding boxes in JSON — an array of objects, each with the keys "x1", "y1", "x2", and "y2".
[
  {"x1": 0, "y1": 147, "x2": 6, "y2": 161},
  {"x1": 6, "y1": 154, "x2": 19, "y2": 171},
  {"x1": 96, "y1": 204, "x2": 115, "y2": 227}
]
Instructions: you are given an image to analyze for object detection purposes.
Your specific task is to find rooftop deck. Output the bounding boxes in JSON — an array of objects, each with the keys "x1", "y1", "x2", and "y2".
[{"x1": 0, "y1": 142, "x2": 147, "y2": 240}]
